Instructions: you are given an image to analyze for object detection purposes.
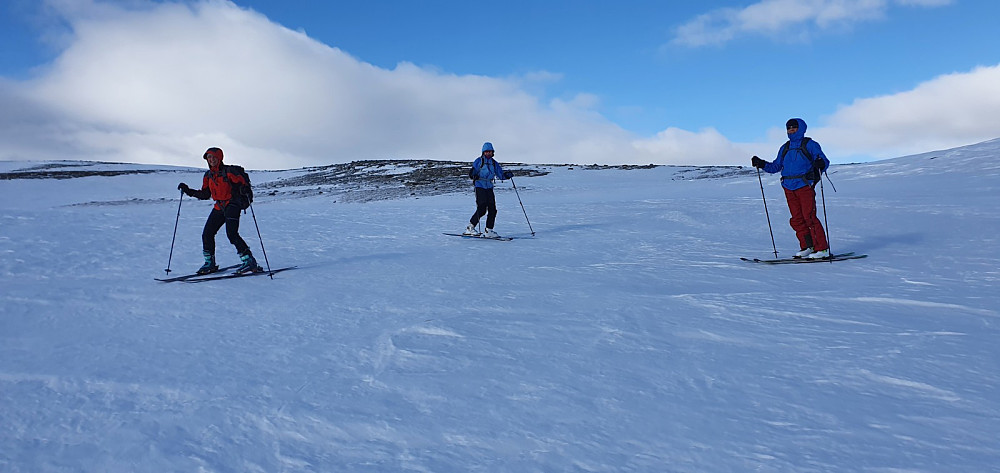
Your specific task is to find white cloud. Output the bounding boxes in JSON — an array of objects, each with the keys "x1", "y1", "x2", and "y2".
[
  {"x1": 672, "y1": 0, "x2": 955, "y2": 47},
  {"x1": 814, "y1": 64, "x2": 1000, "y2": 159},
  {"x1": 630, "y1": 64, "x2": 1000, "y2": 165},
  {"x1": 632, "y1": 128, "x2": 758, "y2": 166},
  {"x1": 0, "y1": 0, "x2": 652, "y2": 168}
]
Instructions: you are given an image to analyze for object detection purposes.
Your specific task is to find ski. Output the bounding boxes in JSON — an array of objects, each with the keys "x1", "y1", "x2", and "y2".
[
  {"x1": 156, "y1": 264, "x2": 241, "y2": 282},
  {"x1": 443, "y1": 232, "x2": 514, "y2": 241},
  {"x1": 181, "y1": 266, "x2": 297, "y2": 283},
  {"x1": 741, "y1": 252, "x2": 867, "y2": 264}
]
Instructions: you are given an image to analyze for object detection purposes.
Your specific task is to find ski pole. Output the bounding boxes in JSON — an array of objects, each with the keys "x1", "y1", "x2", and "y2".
[
  {"x1": 756, "y1": 168, "x2": 779, "y2": 258},
  {"x1": 818, "y1": 177, "x2": 832, "y2": 262},
  {"x1": 509, "y1": 177, "x2": 535, "y2": 236},
  {"x1": 165, "y1": 190, "x2": 184, "y2": 275},
  {"x1": 247, "y1": 203, "x2": 274, "y2": 278},
  {"x1": 822, "y1": 170, "x2": 837, "y2": 193}
]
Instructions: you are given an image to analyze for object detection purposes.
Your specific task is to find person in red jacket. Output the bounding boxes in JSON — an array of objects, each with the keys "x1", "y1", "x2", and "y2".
[{"x1": 178, "y1": 147, "x2": 261, "y2": 274}]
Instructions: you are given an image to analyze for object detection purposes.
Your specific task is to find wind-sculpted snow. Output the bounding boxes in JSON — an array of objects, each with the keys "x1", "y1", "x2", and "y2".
[{"x1": 1, "y1": 139, "x2": 999, "y2": 472}]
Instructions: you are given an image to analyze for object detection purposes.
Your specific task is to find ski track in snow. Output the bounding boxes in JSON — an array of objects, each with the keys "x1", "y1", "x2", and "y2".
[
  {"x1": 850, "y1": 297, "x2": 999, "y2": 318},
  {"x1": 2, "y1": 142, "x2": 1000, "y2": 472}
]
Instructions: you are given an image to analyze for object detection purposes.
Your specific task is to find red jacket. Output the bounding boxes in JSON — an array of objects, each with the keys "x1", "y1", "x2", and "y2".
[{"x1": 188, "y1": 164, "x2": 249, "y2": 210}]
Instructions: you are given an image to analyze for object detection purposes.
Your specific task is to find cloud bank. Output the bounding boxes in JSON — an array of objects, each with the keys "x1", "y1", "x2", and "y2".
[
  {"x1": 0, "y1": 0, "x2": 996, "y2": 169},
  {"x1": 1, "y1": 0, "x2": 651, "y2": 169},
  {"x1": 817, "y1": 64, "x2": 1000, "y2": 159}
]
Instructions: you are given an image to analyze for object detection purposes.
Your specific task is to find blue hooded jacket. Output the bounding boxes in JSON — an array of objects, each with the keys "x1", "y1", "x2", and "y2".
[
  {"x1": 763, "y1": 118, "x2": 830, "y2": 191},
  {"x1": 470, "y1": 155, "x2": 506, "y2": 189}
]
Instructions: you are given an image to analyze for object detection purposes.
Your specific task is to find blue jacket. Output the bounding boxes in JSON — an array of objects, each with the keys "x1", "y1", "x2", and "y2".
[
  {"x1": 763, "y1": 118, "x2": 830, "y2": 191},
  {"x1": 470, "y1": 155, "x2": 506, "y2": 189}
]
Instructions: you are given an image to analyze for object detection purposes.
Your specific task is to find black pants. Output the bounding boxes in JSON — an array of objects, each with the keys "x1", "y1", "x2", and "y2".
[
  {"x1": 203, "y1": 204, "x2": 250, "y2": 256},
  {"x1": 470, "y1": 187, "x2": 497, "y2": 229}
]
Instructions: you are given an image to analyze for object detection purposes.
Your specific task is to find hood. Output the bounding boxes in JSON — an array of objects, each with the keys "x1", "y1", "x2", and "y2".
[
  {"x1": 204, "y1": 147, "x2": 224, "y2": 171},
  {"x1": 787, "y1": 118, "x2": 807, "y2": 142}
]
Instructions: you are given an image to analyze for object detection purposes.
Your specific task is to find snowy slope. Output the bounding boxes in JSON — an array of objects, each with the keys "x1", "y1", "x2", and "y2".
[{"x1": 1, "y1": 139, "x2": 999, "y2": 472}]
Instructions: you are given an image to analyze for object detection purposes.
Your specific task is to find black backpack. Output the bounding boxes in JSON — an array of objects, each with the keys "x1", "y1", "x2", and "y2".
[
  {"x1": 222, "y1": 164, "x2": 253, "y2": 209},
  {"x1": 468, "y1": 160, "x2": 481, "y2": 180},
  {"x1": 779, "y1": 137, "x2": 820, "y2": 183}
]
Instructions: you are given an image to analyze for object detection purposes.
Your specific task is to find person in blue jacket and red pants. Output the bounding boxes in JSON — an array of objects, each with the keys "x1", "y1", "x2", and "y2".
[
  {"x1": 464, "y1": 142, "x2": 513, "y2": 238},
  {"x1": 751, "y1": 118, "x2": 832, "y2": 259}
]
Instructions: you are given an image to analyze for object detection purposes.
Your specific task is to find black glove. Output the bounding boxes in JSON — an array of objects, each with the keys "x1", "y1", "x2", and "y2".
[
  {"x1": 503, "y1": 171, "x2": 513, "y2": 179},
  {"x1": 813, "y1": 160, "x2": 826, "y2": 172},
  {"x1": 751, "y1": 156, "x2": 766, "y2": 169},
  {"x1": 178, "y1": 183, "x2": 189, "y2": 192}
]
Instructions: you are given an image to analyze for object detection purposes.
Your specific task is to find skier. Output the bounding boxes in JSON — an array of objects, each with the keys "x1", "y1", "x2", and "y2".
[
  {"x1": 177, "y1": 147, "x2": 262, "y2": 274},
  {"x1": 464, "y1": 142, "x2": 513, "y2": 238},
  {"x1": 751, "y1": 118, "x2": 831, "y2": 259}
]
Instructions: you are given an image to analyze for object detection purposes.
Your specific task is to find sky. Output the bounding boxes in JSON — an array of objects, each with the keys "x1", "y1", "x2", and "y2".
[{"x1": 1, "y1": 0, "x2": 999, "y2": 169}]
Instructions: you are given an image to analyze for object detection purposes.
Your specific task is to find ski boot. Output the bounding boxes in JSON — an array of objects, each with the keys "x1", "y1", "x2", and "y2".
[
  {"x1": 794, "y1": 247, "x2": 814, "y2": 258},
  {"x1": 807, "y1": 249, "x2": 831, "y2": 259},
  {"x1": 196, "y1": 251, "x2": 219, "y2": 275},
  {"x1": 235, "y1": 250, "x2": 263, "y2": 274},
  {"x1": 482, "y1": 228, "x2": 500, "y2": 239},
  {"x1": 463, "y1": 223, "x2": 480, "y2": 236}
]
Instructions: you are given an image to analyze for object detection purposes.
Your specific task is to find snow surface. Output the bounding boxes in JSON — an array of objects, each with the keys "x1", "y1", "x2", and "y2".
[{"x1": 2, "y1": 139, "x2": 999, "y2": 472}]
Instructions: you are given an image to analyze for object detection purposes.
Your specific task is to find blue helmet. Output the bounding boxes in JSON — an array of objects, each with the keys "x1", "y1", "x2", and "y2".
[{"x1": 482, "y1": 142, "x2": 494, "y2": 153}]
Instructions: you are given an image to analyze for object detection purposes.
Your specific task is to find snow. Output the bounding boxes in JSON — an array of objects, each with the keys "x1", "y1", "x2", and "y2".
[{"x1": 2, "y1": 139, "x2": 999, "y2": 472}]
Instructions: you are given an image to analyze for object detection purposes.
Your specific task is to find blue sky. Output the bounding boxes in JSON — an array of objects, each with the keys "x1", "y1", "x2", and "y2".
[{"x1": 1, "y1": 0, "x2": 998, "y2": 168}]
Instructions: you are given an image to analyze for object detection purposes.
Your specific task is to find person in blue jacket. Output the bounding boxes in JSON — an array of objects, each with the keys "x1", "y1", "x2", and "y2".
[
  {"x1": 751, "y1": 118, "x2": 832, "y2": 259},
  {"x1": 464, "y1": 142, "x2": 513, "y2": 238}
]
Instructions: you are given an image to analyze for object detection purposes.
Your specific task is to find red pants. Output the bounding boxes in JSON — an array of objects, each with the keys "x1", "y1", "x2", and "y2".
[{"x1": 784, "y1": 186, "x2": 828, "y2": 251}]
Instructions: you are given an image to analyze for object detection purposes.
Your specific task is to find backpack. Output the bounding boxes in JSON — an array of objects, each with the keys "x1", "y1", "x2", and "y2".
[
  {"x1": 469, "y1": 159, "x2": 482, "y2": 180},
  {"x1": 468, "y1": 157, "x2": 495, "y2": 181},
  {"x1": 779, "y1": 137, "x2": 820, "y2": 183},
  {"x1": 222, "y1": 164, "x2": 253, "y2": 209}
]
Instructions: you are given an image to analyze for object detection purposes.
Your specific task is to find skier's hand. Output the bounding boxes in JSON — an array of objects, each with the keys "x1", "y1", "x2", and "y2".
[
  {"x1": 503, "y1": 171, "x2": 513, "y2": 179},
  {"x1": 178, "y1": 183, "x2": 189, "y2": 191},
  {"x1": 813, "y1": 159, "x2": 826, "y2": 172},
  {"x1": 751, "y1": 156, "x2": 766, "y2": 169}
]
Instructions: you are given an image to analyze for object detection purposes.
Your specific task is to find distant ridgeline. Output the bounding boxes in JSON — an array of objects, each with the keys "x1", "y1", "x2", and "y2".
[
  {"x1": 0, "y1": 162, "x2": 162, "y2": 180},
  {"x1": 1, "y1": 159, "x2": 756, "y2": 207}
]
